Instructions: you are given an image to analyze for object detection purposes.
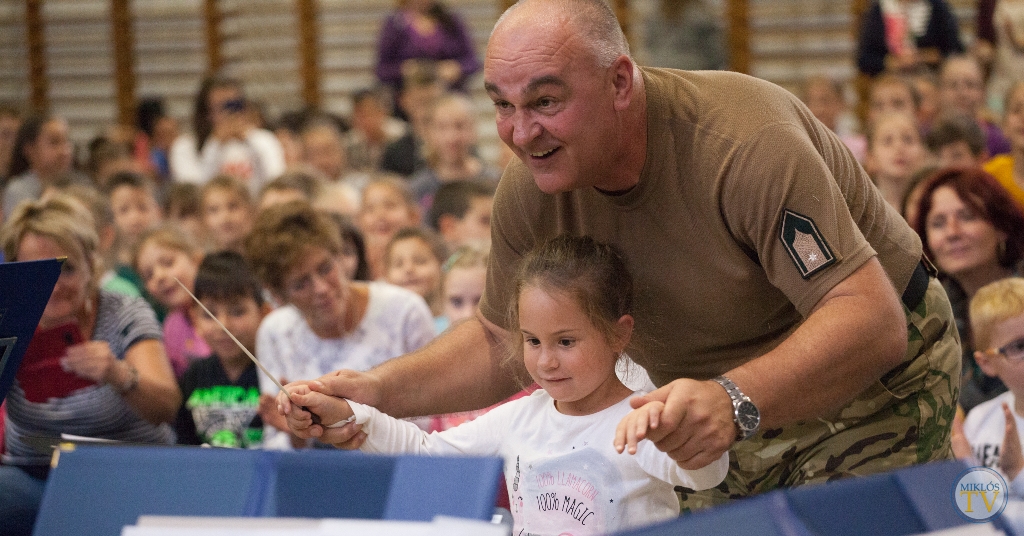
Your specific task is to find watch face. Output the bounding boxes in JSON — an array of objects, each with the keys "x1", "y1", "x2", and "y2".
[{"x1": 736, "y1": 400, "x2": 760, "y2": 432}]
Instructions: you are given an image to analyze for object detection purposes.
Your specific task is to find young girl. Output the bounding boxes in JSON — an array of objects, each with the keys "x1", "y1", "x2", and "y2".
[
  {"x1": 200, "y1": 175, "x2": 254, "y2": 253},
  {"x1": 441, "y1": 244, "x2": 487, "y2": 327},
  {"x1": 133, "y1": 225, "x2": 210, "y2": 378},
  {"x1": 866, "y1": 112, "x2": 929, "y2": 210},
  {"x1": 3, "y1": 114, "x2": 75, "y2": 219},
  {"x1": 384, "y1": 227, "x2": 447, "y2": 331},
  {"x1": 280, "y1": 234, "x2": 728, "y2": 535},
  {"x1": 357, "y1": 176, "x2": 421, "y2": 279}
]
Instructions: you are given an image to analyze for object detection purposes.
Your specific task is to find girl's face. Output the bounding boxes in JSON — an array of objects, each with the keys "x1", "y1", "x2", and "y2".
[
  {"x1": 24, "y1": 119, "x2": 73, "y2": 178},
  {"x1": 202, "y1": 188, "x2": 253, "y2": 251},
  {"x1": 519, "y1": 285, "x2": 631, "y2": 416},
  {"x1": 110, "y1": 185, "x2": 162, "y2": 241},
  {"x1": 18, "y1": 232, "x2": 92, "y2": 327},
  {"x1": 925, "y1": 186, "x2": 1006, "y2": 279},
  {"x1": 443, "y1": 265, "x2": 486, "y2": 323},
  {"x1": 280, "y1": 247, "x2": 349, "y2": 333},
  {"x1": 358, "y1": 184, "x2": 418, "y2": 242},
  {"x1": 136, "y1": 241, "x2": 201, "y2": 310},
  {"x1": 386, "y1": 237, "x2": 442, "y2": 301},
  {"x1": 427, "y1": 101, "x2": 477, "y2": 164},
  {"x1": 1004, "y1": 86, "x2": 1024, "y2": 152},
  {"x1": 869, "y1": 116, "x2": 926, "y2": 182}
]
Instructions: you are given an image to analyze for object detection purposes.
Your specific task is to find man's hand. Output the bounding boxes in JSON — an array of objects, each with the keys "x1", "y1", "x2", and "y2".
[{"x1": 628, "y1": 378, "x2": 736, "y2": 469}]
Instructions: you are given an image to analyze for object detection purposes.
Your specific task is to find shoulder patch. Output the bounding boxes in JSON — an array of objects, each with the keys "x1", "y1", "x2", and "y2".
[{"x1": 779, "y1": 210, "x2": 835, "y2": 279}]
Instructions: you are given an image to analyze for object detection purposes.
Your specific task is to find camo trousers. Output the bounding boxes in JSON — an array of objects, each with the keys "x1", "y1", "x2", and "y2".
[{"x1": 679, "y1": 277, "x2": 962, "y2": 512}]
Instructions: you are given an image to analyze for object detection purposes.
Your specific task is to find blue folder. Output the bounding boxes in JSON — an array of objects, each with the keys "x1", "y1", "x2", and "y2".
[
  {"x1": 0, "y1": 259, "x2": 63, "y2": 404},
  {"x1": 34, "y1": 445, "x2": 504, "y2": 536}
]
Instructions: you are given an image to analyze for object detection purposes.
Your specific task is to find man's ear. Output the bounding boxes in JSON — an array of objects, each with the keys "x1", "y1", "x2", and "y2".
[{"x1": 609, "y1": 55, "x2": 636, "y2": 111}]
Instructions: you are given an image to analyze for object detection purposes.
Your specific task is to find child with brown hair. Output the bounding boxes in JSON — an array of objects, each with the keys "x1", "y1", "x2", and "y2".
[
  {"x1": 357, "y1": 175, "x2": 420, "y2": 279},
  {"x1": 200, "y1": 175, "x2": 254, "y2": 253}
]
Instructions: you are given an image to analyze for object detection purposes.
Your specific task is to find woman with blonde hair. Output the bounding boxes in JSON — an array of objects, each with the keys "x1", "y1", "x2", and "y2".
[{"x1": 0, "y1": 194, "x2": 180, "y2": 534}]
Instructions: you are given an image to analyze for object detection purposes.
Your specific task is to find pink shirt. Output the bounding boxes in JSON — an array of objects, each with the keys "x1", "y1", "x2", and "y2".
[{"x1": 163, "y1": 310, "x2": 210, "y2": 378}]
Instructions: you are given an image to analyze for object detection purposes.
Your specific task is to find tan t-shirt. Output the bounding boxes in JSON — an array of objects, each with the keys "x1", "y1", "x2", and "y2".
[{"x1": 481, "y1": 68, "x2": 922, "y2": 387}]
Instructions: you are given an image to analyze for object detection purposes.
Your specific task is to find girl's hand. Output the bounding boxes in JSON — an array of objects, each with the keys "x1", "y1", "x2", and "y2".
[
  {"x1": 287, "y1": 382, "x2": 355, "y2": 430},
  {"x1": 1002, "y1": 403, "x2": 1024, "y2": 480},
  {"x1": 614, "y1": 401, "x2": 666, "y2": 455},
  {"x1": 62, "y1": 341, "x2": 117, "y2": 384}
]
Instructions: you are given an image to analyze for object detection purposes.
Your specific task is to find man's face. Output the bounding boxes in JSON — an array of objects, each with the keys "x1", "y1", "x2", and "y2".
[{"x1": 484, "y1": 11, "x2": 617, "y2": 194}]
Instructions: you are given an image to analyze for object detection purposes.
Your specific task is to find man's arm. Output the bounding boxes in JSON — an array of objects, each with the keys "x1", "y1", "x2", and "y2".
[{"x1": 636, "y1": 257, "x2": 908, "y2": 469}]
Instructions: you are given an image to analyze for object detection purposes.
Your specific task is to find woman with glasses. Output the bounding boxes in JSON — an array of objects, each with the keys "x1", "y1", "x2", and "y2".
[
  {"x1": 912, "y1": 167, "x2": 1024, "y2": 411},
  {"x1": 0, "y1": 195, "x2": 180, "y2": 535},
  {"x1": 244, "y1": 200, "x2": 434, "y2": 449}
]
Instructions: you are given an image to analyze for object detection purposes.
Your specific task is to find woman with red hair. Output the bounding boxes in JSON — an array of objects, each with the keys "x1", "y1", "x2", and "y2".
[{"x1": 912, "y1": 166, "x2": 1024, "y2": 410}]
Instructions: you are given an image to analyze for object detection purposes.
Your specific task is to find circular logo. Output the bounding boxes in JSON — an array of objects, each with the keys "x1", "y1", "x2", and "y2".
[{"x1": 952, "y1": 466, "x2": 1009, "y2": 522}]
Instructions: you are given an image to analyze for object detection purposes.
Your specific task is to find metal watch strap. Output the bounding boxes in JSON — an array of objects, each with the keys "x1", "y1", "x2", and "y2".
[{"x1": 712, "y1": 375, "x2": 757, "y2": 441}]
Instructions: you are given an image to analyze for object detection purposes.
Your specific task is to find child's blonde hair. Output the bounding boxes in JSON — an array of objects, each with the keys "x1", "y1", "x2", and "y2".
[
  {"x1": 970, "y1": 278, "x2": 1024, "y2": 352},
  {"x1": 443, "y1": 244, "x2": 489, "y2": 274}
]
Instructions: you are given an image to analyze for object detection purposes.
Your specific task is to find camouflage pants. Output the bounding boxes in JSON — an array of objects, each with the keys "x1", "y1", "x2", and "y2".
[{"x1": 679, "y1": 277, "x2": 961, "y2": 512}]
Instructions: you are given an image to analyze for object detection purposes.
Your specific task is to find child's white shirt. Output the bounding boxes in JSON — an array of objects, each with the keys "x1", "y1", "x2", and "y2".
[
  {"x1": 963, "y1": 390, "x2": 1024, "y2": 497},
  {"x1": 348, "y1": 389, "x2": 729, "y2": 535}
]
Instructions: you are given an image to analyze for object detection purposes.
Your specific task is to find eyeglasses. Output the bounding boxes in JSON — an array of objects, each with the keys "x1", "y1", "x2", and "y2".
[{"x1": 993, "y1": 338, "x2": 1024, "y2": 362}]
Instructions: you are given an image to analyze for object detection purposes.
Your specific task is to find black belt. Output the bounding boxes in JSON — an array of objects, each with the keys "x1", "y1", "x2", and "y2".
[{"x1": 901, "y1": 258, "x2": 935, "y2": 310}]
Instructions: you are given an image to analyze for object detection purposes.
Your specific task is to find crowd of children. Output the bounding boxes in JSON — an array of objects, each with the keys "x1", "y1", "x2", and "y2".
[{"x1": 6, "y1": 5, "x2": 1024, "y2": 533}]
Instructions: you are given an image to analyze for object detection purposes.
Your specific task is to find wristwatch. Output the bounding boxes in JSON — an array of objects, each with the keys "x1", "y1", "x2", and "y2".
[{"x1": 712, "y1": 376, "x2": 760, "y2": 441}]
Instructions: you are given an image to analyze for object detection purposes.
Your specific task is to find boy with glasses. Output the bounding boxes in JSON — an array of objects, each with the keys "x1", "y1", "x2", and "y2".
[{"x1": 964, "y1": 277, "x2": 1024, "y2": 494}]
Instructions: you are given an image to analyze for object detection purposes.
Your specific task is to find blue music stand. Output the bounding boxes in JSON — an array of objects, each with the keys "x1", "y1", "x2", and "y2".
[{"x1": 0, "y1": 258, "x2": 62, "y2": 404}]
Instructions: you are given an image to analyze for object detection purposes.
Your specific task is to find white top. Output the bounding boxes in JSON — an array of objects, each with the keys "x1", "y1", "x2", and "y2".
[
  {"x1": 350, "y1": 390, "x2": 729, "y2": 535},
  {"x1": 963, "y1": 390, "x2": 1024, "y2": 497},
  {"x1": 256, "y1": 281, "x2": 435, "y2": 449},
  {"x1": 169, "y1": 129, "x2": 286, "y2": 194}
]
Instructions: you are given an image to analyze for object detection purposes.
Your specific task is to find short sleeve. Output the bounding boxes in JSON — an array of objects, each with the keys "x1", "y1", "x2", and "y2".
[
  {"x1": 98, "y1": 292, "x2": 163, "y2": 359},
  {"x1": 720, "y1": 122, "x2": 877, "y2": 317}
]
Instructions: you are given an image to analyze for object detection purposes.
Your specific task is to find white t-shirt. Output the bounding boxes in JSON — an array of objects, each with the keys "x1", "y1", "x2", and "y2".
[
  {"x1": 963, "y1": 390, "x2": 1024, "y2": 497},
  {"x1": 257, "y1": 281, "x2": 434, "y2": 448},
  {"x1": 169, "y1": 129, "x2": 286, "y2": 194},
  {"x1": 349, "y1": 389, "x2": 729, "y2": 535}
]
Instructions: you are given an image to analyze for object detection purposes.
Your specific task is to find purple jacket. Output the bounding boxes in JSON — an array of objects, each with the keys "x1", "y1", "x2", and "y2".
[{"x1": 375, "y1": 10, "x2": 482, "y2": 92}]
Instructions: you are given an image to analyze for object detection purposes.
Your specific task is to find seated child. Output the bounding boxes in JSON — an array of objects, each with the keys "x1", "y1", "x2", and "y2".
[
  {"x1": 426, "y1": 180, "x2": 495, "y2": 251},
  {"x1": 134, "y1": 225, "x2": 210, "y2": 378},
  {"x1": 384, "y1": 227, "x2": 448, "y2": 332},
  {"x1": 175, "y1": 251, "x2": 271, "y2": 448},
  {"x1": 357, "y1": 176, "x2": 421, "y2": 279},
  {"x1": 280, "y1": 234, "x2": 728, "y2": 534},
  {"x1": 200, "y1": 175, "x2": 254, "y2": 253},
  {"x1": 866, "y1": 112, "x2": 930, "y2": 209},
  {"x1": 964, "y1": 277, "x2": 1024, "y2": 496},
  {"x1": 925, "y1": 114, "x2": 988, "y2": 168}
]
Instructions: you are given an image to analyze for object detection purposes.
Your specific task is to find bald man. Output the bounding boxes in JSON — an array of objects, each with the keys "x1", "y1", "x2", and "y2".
[{"x1": 281, "y1": 0, "x2": 960, "y2": 511}]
